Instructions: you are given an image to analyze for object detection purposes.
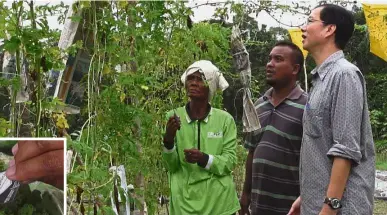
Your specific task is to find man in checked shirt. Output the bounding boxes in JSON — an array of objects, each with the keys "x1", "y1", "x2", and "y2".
[{"x1": 288, "y1": 4, "x2": 375, "y2": 215}]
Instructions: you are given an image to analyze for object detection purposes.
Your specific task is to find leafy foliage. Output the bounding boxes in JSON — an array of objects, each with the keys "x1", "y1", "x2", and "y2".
[
  {"x1": 370, "y1": 110, "x2": 387, "y2": 140},
  {"x1": 63, "y1": 1, "x2": 231, "y2": 214}
]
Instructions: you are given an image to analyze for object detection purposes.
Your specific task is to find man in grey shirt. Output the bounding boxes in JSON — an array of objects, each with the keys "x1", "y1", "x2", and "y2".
[{"x1": 288, "y1": 4, "x2": 375, "y2": 215}]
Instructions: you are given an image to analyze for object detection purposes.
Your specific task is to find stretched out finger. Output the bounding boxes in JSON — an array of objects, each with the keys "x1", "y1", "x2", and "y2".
[
  {"x1": 6, "y1": 149, "x2": 64, "y2": 183},
  {"x1": 14, "y1": 140, "x2": 64, "y2": 163}
]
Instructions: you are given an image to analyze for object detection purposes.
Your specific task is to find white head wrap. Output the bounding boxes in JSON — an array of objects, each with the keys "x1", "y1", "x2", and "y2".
[{"x1": 181, "y1": 60, "x2": 229, "y2": 102}]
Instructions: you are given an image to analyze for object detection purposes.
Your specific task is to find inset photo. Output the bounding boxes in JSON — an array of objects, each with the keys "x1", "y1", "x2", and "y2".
[{"x1": 0, "y1": 138, "x2": 65, "y2": 215}]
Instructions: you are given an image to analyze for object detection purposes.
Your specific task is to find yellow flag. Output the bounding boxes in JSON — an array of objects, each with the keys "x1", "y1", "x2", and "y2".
[
  {"x1": 363, "y1": 3, "x2": 387, "y2": 62},
  {"x1": 288, "y1": 28, "x2": 308, "y2": 59}
]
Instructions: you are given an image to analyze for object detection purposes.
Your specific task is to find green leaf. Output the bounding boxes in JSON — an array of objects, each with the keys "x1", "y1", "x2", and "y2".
[
  {"x1": 69, "y1": 15, "x2": 82, "y2": 22},
  {"x1": 3, "y1": 36, "x2": 21, "y2": 53},
  {"x1": 67, "y1": 172, "x2": 86, "y2": 185},
  {"x1": 80, "y1": 1, "x2": 91, "y2": 9},
  {"x1": 90, "y1": 167, "x2": 109, "y2": 183},
  {"x1": 0, "y1": 118, "x2": 11, "y2": 137},
  {"x1": 118, "y1": 186, "x2": 127, "y2": 203},
  {"x1": 68, "y1": 140, "x2": 93, "y2": 158}
]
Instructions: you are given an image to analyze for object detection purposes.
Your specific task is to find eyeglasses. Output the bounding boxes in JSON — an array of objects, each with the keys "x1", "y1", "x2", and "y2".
[{"x1": 305, "y1": 18, "x2": 326, "y2": 25}]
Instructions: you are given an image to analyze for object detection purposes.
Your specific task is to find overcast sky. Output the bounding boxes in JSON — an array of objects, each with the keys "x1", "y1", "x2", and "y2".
[
  {"x1": 3, "y1": 0, "x2": 387, "y2": 31},
  {"x1": 187, "y1": 0, "x2": 387, "y2": 29}
]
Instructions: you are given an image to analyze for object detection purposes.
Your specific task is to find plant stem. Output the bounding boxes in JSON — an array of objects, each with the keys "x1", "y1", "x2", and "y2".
[
  {"x1": 10, "y1": 1, "x2": 23, "y2": 137},
  {"x1": 29, "y1": 1, "x2": 42, "y2": 137}
]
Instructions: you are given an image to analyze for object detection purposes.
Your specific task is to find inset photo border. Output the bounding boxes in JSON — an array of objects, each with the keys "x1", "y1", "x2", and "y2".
[{"x1": 0, "y1": 137, "x2": 66, "y2": 215}]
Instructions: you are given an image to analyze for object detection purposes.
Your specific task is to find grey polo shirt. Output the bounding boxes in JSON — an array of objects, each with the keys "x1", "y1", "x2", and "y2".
[
  {"x1": 244, "y1": 85, "x2": 307, "y2": 215},
  {"x1": 300, "y1": 51, "x2": 375, "y2": 214}
]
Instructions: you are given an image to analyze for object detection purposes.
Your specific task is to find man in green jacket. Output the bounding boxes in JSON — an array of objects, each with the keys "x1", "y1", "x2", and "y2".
[{"x1": 162, "y1": 60, "x2": 240, "y2": 215}]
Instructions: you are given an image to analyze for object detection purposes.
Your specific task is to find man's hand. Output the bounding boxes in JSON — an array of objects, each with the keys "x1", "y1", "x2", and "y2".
[
  {"x1": 164, "y1": 115, "x2": 181, "y2": 147},
  {"x1": 239, "y1": 192, "x2": 251, "y2": 215},
  {"x1": 184, "y1": 148, "x2": 204, "y2": 163},
  {"x1": 5, "y1": 140, "x2": 64, "y2": 190},
  {"x1": 287, "y1": 196, "x2": 301, "y2": 215},
  {"x1": 319, "y1": 204, "x2": 337, "y2": 215}
]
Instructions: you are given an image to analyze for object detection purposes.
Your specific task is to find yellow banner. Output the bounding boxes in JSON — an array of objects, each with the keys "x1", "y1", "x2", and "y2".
[
  {"x1": 288, "y1": 28, "x2": 308, "y2": 59},
  {"x1": 363, "y1": 3, "x2": 387, "y2": 62}
]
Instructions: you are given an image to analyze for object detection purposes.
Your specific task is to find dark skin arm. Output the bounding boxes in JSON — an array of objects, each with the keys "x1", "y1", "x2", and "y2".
[
  {"x1": 165, "y1": 112, "x2": 208, "y2": 167},
  {"x1": 163, "y1": 115, "x2": 181, "y2": 149},
  {"x1": 165, "y1": 112, "x2": 209, "y2": 166},
  {"x1": 239, "y1": 149, "x2": 254, "y2": 215}
]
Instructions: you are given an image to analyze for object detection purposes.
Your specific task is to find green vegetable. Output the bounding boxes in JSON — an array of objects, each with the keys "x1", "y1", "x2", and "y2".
[{"x1": 0, "y1": 141, "x2": 17, "y2": 156}]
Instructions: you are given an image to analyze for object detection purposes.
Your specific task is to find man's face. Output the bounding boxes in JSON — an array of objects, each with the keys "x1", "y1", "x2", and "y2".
[
  {"x1": 186, "y1": 71, "x2": 209, "y2": 100},
  {"x1": 266, "y1": 46, "x2": 298, "y2": 87},
  {"x1": 301, "y1": 7, "x2": 327, "y2": 51}
]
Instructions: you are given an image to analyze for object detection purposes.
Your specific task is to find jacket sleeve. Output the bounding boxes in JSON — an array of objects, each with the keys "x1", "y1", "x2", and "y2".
[
  {"x1": 204, "y1": 115, "x2": 237, "y2": 176},
  {"x1": 161, "y1": 112, "x2": 180, "y2": 173}
]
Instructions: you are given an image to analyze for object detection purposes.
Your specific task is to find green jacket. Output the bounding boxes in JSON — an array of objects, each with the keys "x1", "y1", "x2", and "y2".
[{"x1": 162, "y1": 106, "x2": 240, "y2": 215}]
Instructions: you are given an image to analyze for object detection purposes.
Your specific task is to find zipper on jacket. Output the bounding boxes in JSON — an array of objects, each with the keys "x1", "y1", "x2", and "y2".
[{"x1": 198, "y1": 120, "x2": 201, "y2": 150}]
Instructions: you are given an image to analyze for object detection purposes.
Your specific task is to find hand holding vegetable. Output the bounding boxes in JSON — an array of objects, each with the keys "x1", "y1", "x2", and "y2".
[{"x1": 164, "y1": 113, "x2": 181, "y2": 149}]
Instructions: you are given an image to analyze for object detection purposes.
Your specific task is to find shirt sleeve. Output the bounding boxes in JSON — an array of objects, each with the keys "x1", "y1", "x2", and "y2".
[
  {"x1": 244, "y1": 132, "x2": 257, "y2": 149},
  {"x1": 243, "y1": 129, "x2": 264, "y2": 150},
  {"x1": 327, "y1": 70, "x2": 364, "y2": 165},
  {"x1": 203, "y1": 115, "x2": 237, "y2": 176},
  {"x1": 161, "y1": 112, "x2": 180, "y2": 173}
]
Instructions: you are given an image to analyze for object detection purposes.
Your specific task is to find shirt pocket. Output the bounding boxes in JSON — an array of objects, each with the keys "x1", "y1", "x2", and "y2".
[
  {"x1": 204, "y1": 133, "x2": 223, "y2": 155},
  {"x1": 304, "y1": 108, "x2": 323, "y2": 138}
]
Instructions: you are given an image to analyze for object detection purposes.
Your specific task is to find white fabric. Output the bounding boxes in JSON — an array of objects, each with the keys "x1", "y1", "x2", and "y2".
[
  {"x1": 109, "y1": 165, "x2": 130, "y2": 215},
  {"x1": 163, "y1": 145, "x2": 176, "y2": 153},
  {"x1": 205, "y1": 154, "x2": 214, "y2": 170},
  {"x1": 231, "y1": 26, "x2": 261, "y2": 133},
  {"x1": 181, "y1": 60, "x2": 229, "y2": 102}
]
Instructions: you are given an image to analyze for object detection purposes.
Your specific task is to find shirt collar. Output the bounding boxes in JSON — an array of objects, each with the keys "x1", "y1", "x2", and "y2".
[
  {"x1": 286, "y1": 84, "x2": 304, "y2": 100},
  {"x1": 263, "y1": 88, "x2": 273, "y2": 101},
  {"x1": 185, "y1": 102, "x2": 213, "y2": 123},
  {"x1": 311, "y1": 50, "x2": 344, "y2": 80},
  {"x1": 263, "y1": 84, "x2": 304, "y2": 101}
]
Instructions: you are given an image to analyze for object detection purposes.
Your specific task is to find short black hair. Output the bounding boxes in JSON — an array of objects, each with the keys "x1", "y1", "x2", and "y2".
[
  {"x1": 315, "y1": 3, "x2": 355, "y2": 50},
  {"x1": 274, "y1": 41, "x2": 304, "y2": 75}
]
